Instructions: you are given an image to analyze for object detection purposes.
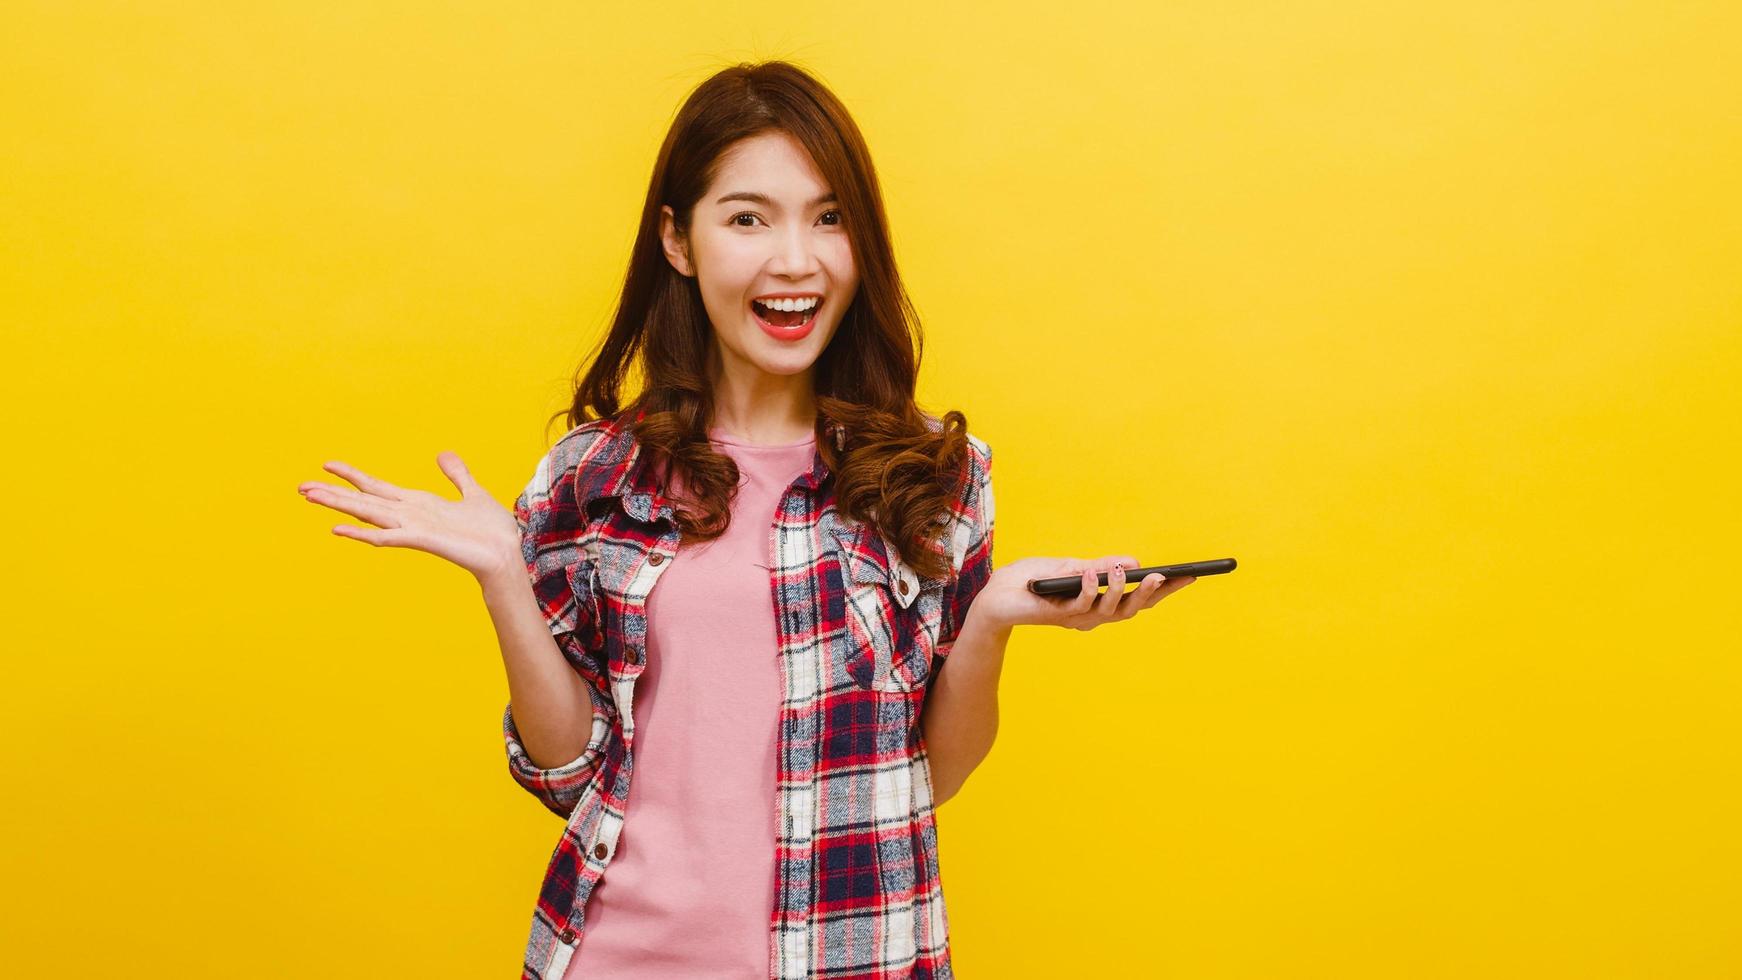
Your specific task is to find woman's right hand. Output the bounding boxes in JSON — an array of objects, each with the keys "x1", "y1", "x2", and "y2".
[{"x1": 297, "y1": 450, "x2": 523, "y2": 584}]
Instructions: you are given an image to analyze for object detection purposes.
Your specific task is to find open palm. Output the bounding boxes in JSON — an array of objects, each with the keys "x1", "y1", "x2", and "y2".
[{"x1": 297, "y1": 451, "x2": 520, "y2": 581}]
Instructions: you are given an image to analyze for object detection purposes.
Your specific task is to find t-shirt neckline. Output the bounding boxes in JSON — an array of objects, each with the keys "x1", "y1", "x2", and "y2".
[{"x1": 706, "y1": 425, "x2": 817, "y2": 449}]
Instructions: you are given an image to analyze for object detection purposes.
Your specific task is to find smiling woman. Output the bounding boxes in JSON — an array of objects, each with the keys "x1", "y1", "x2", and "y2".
[{"x1": 508, "y1": 61, "x2": 992, "y2": 980}]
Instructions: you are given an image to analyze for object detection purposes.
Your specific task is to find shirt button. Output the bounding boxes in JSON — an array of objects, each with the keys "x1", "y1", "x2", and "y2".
[
  {"x1": 593, "y1": 842, "x2": 609, "y2": 860},
  {"x1": 557, "y1": 925, "x2": 577, "y2": 943},
  {"x1": 896, "y1": 578, "x2": 909, "y2": 596},
  {"x1": 648, "y1": 553, "x2": 664, "y2": 566}
]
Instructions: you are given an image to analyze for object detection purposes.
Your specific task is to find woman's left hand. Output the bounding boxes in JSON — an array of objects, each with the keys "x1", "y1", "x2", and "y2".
[{"x1": 969, "y1": 555, "x2": 1196, "y2": 632}]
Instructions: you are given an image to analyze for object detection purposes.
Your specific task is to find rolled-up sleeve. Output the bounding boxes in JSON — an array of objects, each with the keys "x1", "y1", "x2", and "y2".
[
  {"x1": 502, "y1": 443, "x2": 615, "y2": 819},
  {"x1": 936, "y1": 436, "x2": 994, "y2": 666},
  {"x1": 503, "y1": 690, "x2": 610, "y2": 819}
]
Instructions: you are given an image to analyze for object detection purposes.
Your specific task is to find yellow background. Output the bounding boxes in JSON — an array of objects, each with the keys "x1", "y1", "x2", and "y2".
[{"x1": 4, "y1": 2, "x2": 1737, "y2": 976}]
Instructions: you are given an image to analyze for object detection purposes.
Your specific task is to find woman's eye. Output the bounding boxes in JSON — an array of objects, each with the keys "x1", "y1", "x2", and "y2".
[{"x1": 729, "y1": 210, "x2": 842, "y2": 228}]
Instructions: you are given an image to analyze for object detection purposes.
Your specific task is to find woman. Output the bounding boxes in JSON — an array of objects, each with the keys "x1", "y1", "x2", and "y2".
[{"x1": 297, "y1": 61, "x2": 1194, "y2": 980}]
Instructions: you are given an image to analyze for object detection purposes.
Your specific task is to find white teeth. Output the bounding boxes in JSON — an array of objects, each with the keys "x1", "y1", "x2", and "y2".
[{"x1": 756, "y1": 296, "x2": 819, "y2": 312}]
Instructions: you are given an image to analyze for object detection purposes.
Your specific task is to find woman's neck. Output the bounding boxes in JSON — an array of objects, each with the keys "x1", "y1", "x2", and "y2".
[{"x1": 708, "y1": 359, "x2": 817, "y2": 445}]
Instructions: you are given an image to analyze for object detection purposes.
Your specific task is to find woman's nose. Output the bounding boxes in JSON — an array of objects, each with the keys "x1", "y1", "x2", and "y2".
[{"x1": 768, "y1": 227, "x2": 822, "y2": 274}]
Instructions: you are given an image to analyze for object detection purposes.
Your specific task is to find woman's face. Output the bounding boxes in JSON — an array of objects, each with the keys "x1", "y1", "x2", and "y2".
[{"x1": 661, "y1": 131, "x2": 859, "y2": 383}]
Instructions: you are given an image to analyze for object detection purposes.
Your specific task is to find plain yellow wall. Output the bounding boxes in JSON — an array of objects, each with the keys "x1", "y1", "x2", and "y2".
[{"x1": 3, "y1": 2, "x2": 1737, "y2": 976}]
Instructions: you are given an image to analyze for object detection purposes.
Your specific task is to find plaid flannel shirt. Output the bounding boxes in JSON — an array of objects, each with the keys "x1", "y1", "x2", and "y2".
[{"x1": 503, "y1": 409, "x2": 995, "y2": 979}]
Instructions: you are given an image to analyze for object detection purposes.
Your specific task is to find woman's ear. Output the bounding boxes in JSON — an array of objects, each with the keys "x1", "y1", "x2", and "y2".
[{"x1": 660, "y1": 204, "x2": 693, "y2": 277}]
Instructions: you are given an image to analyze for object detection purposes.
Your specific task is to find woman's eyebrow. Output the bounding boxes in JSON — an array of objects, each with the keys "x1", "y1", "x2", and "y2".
[{"x1": 714, "y1": 190, "x2": 838, "y2": 208}]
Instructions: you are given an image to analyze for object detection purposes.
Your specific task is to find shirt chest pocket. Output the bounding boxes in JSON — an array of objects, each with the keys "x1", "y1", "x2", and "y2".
[{"x1": 831, "y1": 524, "x2": 944, "y2": 694}]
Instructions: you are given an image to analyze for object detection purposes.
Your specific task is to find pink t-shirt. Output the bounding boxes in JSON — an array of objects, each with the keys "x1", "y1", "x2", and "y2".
[{"x1": 565, "y1": 424, "x2": 818, "y2": 979}]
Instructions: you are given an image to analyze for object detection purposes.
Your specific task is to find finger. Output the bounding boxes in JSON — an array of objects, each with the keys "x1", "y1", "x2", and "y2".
[
  {"x1": 1119, "y1": 572, "x2": 1168, "y2": 618},
  {"x1": 1159, "y1": 575, "x2": 1196, "y2": 597},
  {"x1": 436, "y1": 450, "x2": 483, "y2": 498},
  {"x1": 303, "y1": 483, "x2": 402, "y2": 530},
  {"x1": 1141, "y1": 575, "x2": 1197, "y2": 609},
  {"x1": 331, "y1": 523, "x2": 409, "y2": 546},
  {"x1": 1095, "y1": 561, "x2": 1127, "y2": 617},
  {"x1": 1074, "y1": 565, "x2": 1098, "y2": 613},
  {"x1": 319, "y1": 461, "x2": 409, "y2": 501},
  {"x1": 1139, "y1": 578, "x2": 1167, "y2": 610},
  {"x1": 1099, "y1": 555, "x2": 1139, "y2": 597}
]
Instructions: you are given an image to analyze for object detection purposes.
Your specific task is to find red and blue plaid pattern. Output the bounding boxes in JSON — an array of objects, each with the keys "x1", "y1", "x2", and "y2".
[{"x1": 504, "y1": 409, "x2": 994, "y2": 979}]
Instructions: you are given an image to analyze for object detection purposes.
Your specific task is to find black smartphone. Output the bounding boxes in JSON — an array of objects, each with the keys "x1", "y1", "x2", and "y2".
[{"x1": 1026, "y1": 558, "x2": 1237, "y2": 597}]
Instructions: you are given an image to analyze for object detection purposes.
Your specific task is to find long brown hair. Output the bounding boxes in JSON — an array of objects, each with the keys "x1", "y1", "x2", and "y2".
[{"x1": 549, "y1": 60, "x2": 974, "y2": 580}]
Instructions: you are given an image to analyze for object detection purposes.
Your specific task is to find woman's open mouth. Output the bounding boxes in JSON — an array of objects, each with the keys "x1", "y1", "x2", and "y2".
[{"x1": 751, "y1": 296, "x2": 823, "y2": 341}]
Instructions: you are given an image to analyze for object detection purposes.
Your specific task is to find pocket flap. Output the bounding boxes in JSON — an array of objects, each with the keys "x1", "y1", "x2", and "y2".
[{"x1": 830, "y1": 522, "x2": 923, "y2": 609}]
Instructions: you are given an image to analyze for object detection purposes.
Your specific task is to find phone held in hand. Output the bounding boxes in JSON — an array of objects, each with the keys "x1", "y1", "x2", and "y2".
[{"x1": 1026, "y1": 558, "x2": 1237, "y2": 597}]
